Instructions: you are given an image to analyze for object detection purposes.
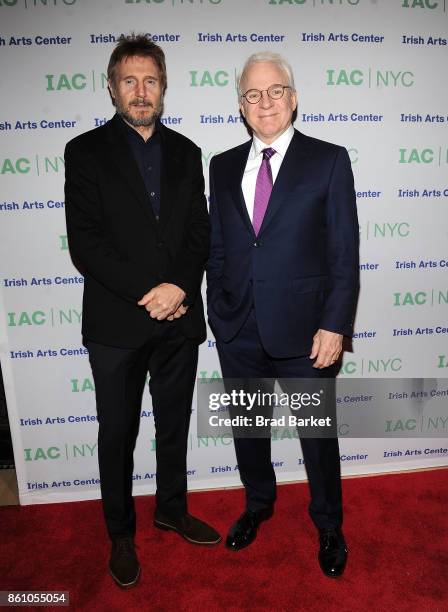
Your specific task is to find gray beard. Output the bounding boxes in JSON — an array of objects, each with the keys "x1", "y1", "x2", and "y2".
[{"x1": 116, "y1": 100, "x2": 163, "y2": 128}]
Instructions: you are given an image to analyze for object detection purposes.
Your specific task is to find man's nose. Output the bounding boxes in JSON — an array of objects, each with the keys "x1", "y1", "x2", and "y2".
[
  {"x1": 135, "y1": 80, "x2": 146, "y2": 97},
  {"x1": 259, "y1": 90, "x2": 273, "y2": 108}
]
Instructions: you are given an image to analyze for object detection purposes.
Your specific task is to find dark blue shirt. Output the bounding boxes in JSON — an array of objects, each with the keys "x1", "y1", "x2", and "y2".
[{"x1": 119, "y1": 115, "x2": 162, "y2": 220}]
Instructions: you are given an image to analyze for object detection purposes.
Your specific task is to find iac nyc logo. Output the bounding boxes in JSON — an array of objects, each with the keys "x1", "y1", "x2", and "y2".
[
  {"x1": 1, "y1": 155, "x2": 64, "y2": 175},
  {"x1": 149, "y1": 433, "x2": 232, "y2": 453},
  {"x1": 7, "y1": 307, "x2": 82, "y2": 328},
  {"x1": 402, "y1": 0, "x2": 446, "y2": 11},
  {"x1": 71, "y1": 377, "x2": 95, "y2": 392},
  {"x1": 189, "y1": 68, "x2": 236, "y2": 88},
  {"x1": 24, "y1": 442, "x2": 97, "y2": 462},
  {"x1": 393, "y1": 289, "x2": 448, "y2": 307},
  {"x1": 399, "y1": 147, "x2": 448, "y2": 166},
  {"x1": 339, "y1": 357, "x2": 403, "y2": 376},
  {"x1": 359, "y1": 221, "x2": 411, "y2": 241},
  {"x1": 0, "y1": 0, "x2": 76, "y2": 7},
  {"x1": 326, "y1": 68, "x2": 414, "y2": 88},
  {"x1": 45, "y1": 71, "x2": 106, "y2": 92}
]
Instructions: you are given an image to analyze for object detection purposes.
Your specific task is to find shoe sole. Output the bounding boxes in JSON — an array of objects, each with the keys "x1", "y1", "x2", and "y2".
[
  {"x1": 109, "y1": 565, "x2": 141, "y2": 589},
  {"x1": 153, "y1": 519, "x2": 222, "y2": 546}
]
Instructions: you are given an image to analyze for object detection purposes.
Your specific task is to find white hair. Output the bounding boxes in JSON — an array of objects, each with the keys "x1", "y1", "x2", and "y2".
[{"x1": 237, "y1": 51, "x2": 295, "y2": 96}]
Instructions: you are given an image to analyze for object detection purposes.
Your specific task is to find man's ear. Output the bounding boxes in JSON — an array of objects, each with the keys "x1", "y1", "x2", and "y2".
[
  {"x1": 292, "y1": 90, "x2": 298, "y2": 112},
  {"x1": 239, "y1": 103, "x2": 245, "y2": 118}
]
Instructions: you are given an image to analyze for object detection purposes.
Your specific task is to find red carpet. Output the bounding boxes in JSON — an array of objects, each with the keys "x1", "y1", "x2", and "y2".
[{"x1": 1, "y1": 469, "x2": 447, "y2": 611}]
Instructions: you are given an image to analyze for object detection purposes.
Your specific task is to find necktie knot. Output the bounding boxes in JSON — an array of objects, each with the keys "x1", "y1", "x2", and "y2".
[{"x1": 263, "y1": 147, "x2": 276, "y2": 161}]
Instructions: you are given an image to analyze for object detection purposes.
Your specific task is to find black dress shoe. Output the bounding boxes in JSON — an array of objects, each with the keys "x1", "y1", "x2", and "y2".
[
  {"x1": 154, "y1": 511, "x2": 221, "y2": 545},
  {"x1": 318, "y1": 528, "x2": 348, "y2": 578},
  {"x1": 226, "y1": 508, "x2": 273, "y2": 552},
  {"x1": 109, "y1": 536, "x2": 140, "y2": 588}
]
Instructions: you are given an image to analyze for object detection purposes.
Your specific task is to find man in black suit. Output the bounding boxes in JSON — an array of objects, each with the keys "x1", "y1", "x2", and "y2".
[
  {"x1": 65, "y1": 34, "x2": 220, "y2": 589},
  {"x1": 207, "y1": 52, "x2": 359, "y2": 577}
]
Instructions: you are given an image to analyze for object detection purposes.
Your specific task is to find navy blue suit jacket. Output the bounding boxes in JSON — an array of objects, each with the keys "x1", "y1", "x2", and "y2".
[{"x1": 207, "y1": 129, "x2": 359, "y2": 359}]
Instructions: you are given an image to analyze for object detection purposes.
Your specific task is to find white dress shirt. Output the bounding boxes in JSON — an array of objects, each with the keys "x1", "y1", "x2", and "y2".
[{"x1": 241, "y1": 124, "x2": 295, "y2": 221}]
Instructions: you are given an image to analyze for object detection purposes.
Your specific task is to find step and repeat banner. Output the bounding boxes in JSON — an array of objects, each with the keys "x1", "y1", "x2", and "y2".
[{"x1": 1, "y1": 0, "x2": 447, "y2": 505}]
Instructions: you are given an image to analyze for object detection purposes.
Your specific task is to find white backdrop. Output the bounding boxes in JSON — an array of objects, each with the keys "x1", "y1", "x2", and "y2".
[{"x1": 0, "y1": 0, "x2": 447, "y2": 505}]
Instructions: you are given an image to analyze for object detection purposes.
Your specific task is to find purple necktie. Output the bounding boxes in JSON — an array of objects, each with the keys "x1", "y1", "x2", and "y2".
[{"x1": 253, "y1": 147, "x2": 276, "y2": 236}]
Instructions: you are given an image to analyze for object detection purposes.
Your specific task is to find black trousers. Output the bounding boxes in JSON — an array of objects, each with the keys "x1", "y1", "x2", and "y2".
[
  {"x1": 216, "y1": 308, "x2": 342, "y2": 531},
  {"x1": 86, "y1": 324, "x2": 198, "y2": 540}
]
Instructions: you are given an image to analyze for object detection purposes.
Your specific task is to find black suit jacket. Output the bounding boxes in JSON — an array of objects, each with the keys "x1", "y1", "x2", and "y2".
[
  {"x1": 64, "y1": 114, "x2": 209, "y2": 348},
  {"x1": 207, "y1": 129, "x2": 359, "y2": 358}
]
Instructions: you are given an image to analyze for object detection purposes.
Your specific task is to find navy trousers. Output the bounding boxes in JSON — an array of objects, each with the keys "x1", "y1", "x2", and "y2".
[{"x1": 216, "y1": 308, "x2": 343, "y2": 530}]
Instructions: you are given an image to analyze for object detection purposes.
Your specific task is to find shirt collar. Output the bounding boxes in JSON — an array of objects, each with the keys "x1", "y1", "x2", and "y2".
[
  {"x1": 116, "y1": 113, "x2": 160, "y2": 144},
  {"x1": 251, "y1": 124, "x2": 295, "y2": 160}
]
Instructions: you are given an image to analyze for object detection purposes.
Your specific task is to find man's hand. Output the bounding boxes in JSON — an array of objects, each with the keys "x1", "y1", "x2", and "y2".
[
  {"x1": 310, "y1": 329, "x2": 343, "y2": 369},
  {"x1": 167, "y1": 304, "x2": 189, "y2": 321},
  {"x1": 138, "y1": 283, "x2": 186, "y2": 321}
]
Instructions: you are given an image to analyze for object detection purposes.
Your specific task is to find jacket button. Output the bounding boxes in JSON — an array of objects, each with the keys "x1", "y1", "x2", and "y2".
[
  {"x1": 253, "y1": 240, "x2": 262, "y2": 247},
  {"x1": 157, "y1": 241, "x2": 164, "y2": 248}
]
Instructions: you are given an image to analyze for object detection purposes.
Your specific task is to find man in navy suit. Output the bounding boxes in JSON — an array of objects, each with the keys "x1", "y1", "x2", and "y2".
[{"x1": 207, "y1": 52, "x2": 359, "y2": 577}]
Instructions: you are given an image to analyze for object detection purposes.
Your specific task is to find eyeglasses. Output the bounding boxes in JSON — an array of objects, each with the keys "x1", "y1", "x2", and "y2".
[{"x1": 241, "y1": 84, "x2": 292, "y2": 104}]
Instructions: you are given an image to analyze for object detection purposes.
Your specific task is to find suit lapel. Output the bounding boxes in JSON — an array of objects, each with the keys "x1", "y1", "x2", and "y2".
[
  {"x1": 103, "y1": 115, "x2": 158, "y2": 228},
  {"x1": 258, "y1": 130, "x2": 308, "y2": 236},
  {"x1": 228, "y1": 141, "x2": 254, "y2": 235}
]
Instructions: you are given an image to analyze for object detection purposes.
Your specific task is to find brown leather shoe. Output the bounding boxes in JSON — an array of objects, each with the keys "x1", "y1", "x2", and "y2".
[
  {"x1": 109, "y1": 536, "x2": 140, "y2": 588},
  {"x1": 154, "y1": 512, "x2": 221, "y2": 545}
]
